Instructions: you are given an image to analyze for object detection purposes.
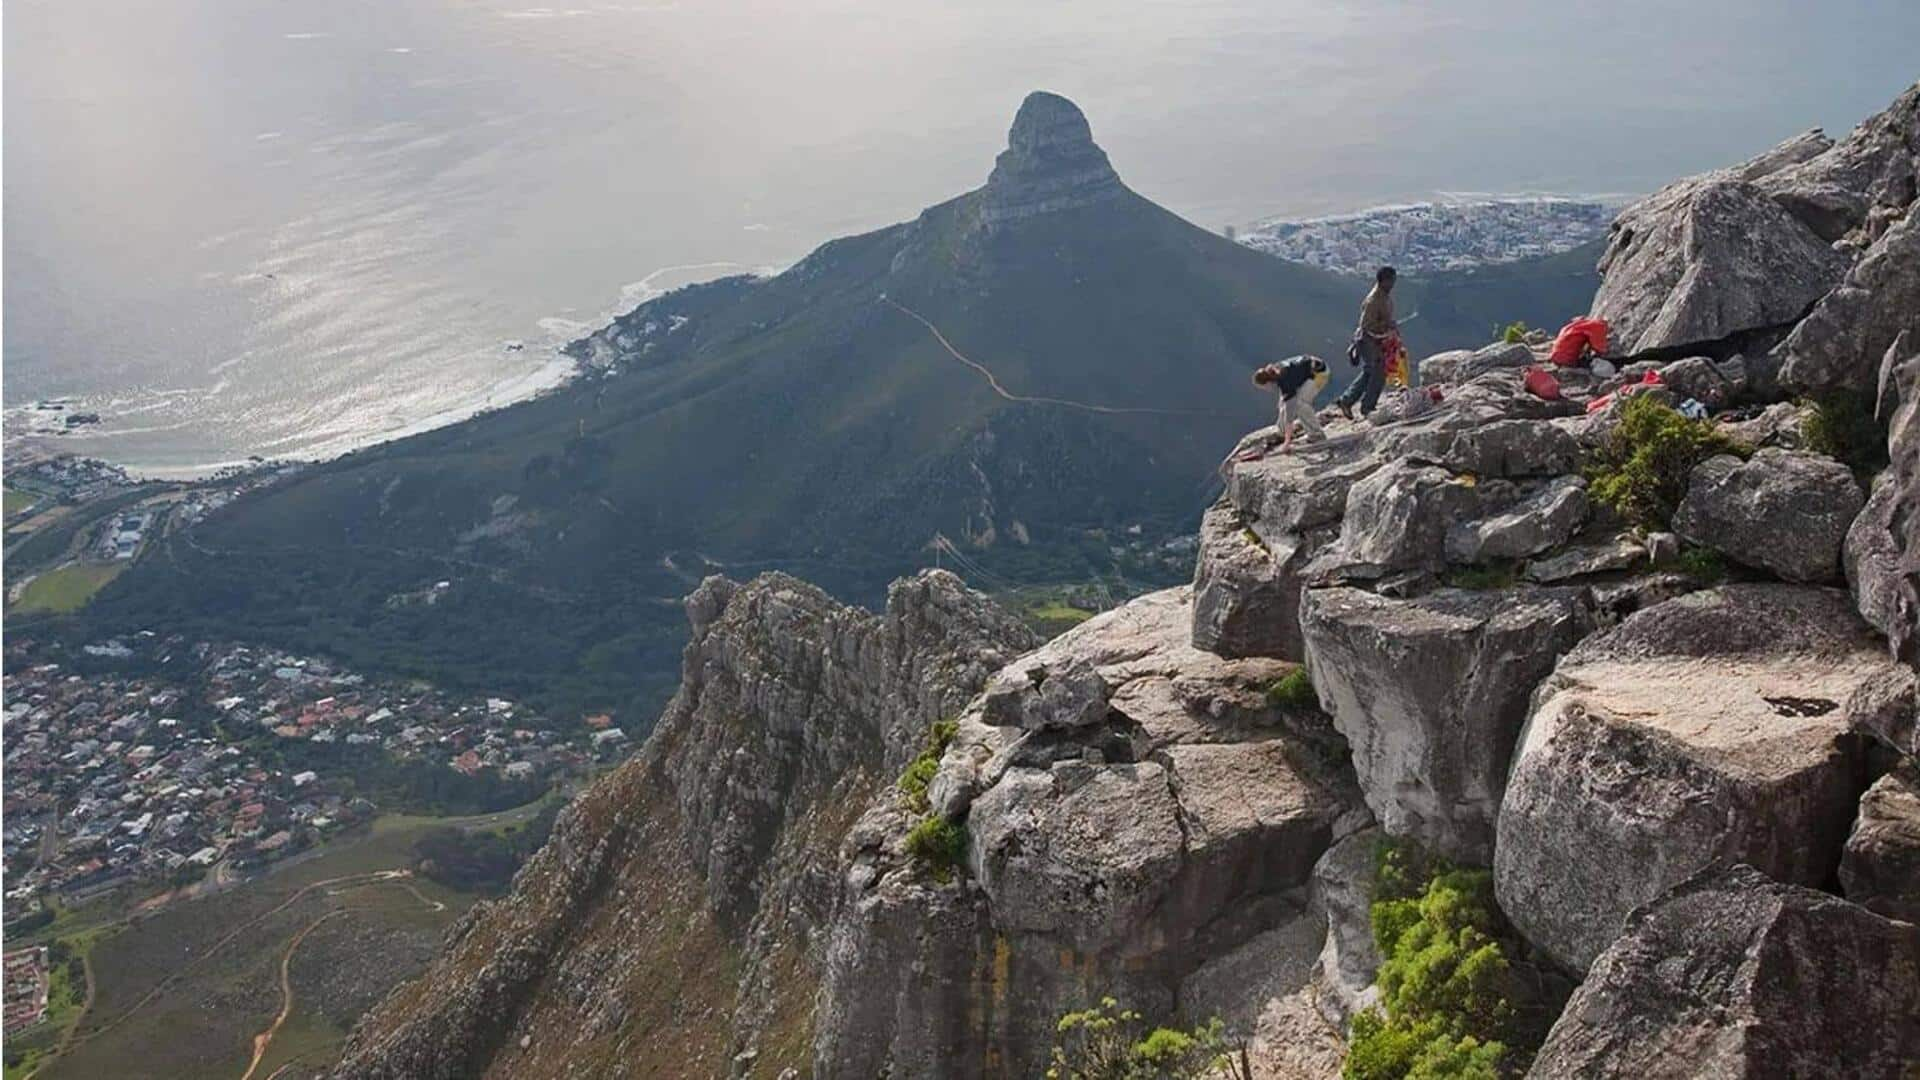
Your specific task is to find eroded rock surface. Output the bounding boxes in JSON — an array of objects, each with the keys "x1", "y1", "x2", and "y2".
[
  {"x1": 1673, "y1": 448, "x2": 1864, "y2": 583},
  {"x1": 1495, "y1": 586, "x2": 1893, "y2": 973},
  {"x1": 1528, "y1": 865, "x2": 1920, "y2": 1080},
  {"x1": 1841, "y1": 762, "x2": 1920, "y2": 923},
  {"x1": 816, "y1": 587, "x2": 1365, "y2": 1078},
  {"x1": 1302, "y1": 585, "x2": 1591, "y2": 863}
]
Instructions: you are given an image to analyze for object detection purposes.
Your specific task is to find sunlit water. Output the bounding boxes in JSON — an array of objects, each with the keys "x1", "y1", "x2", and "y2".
[{"x1": 6, "y1": 0, "x2": 1916, "y2": 475}]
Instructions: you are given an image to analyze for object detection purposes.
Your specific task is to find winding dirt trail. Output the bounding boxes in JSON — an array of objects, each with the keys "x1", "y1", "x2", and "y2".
[
  {"x1": 880, "y1": 296, "x2": 1230, "y2": 417},
  {"x1": 239, "y1": 909, "x2": 349, "y2": 1080}
]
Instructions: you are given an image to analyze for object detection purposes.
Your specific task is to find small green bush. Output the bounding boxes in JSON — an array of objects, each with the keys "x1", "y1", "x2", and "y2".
[
  {"x1": 1046, "y1": 997, "x2": 1249, "y2": 1079},
  {"x1": 1802, "y1": 390, "x2": 1890, "y2": 482},
  {"x1": 896, "y1": 718, "x2": 960, "y2": 812},
  {"x1": 904, "y1": 814, "x2": 967, "y2": 882},
  {"x1": 1266, "y1": 668, "x2": 1317, "y2": 710},
  {"x1": 1586, "y1": 396, "x2": 1746, "y2": 530},
  {"x1": 1675, "y1": 546, "x2": 1727, "y2": 585},
  {"x1": 1345, "y1": 840, "x2": 1533, "y2": 1080},
  {"x1": 1496, "y1": 321, "x2": 1529, "y2": 344}
]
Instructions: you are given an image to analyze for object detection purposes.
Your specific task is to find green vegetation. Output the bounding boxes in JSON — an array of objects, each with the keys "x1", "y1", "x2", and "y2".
[
  {"x1": 1587, "y1": 396, "x2": 1746, "y2": 530},
  {"x1": 897, "y1": 719, "x2": 959, "y2": 813},
  {"x1": 1046, "y1": 998, "x2": 1249, "y2": 1079},
  {"x1": 903, "y1": 815, "x2": 968, "y2": 883},
  {"x1": 264, "y1": 740, "x2": 546, "y2": 817},
  {"x1": 1802, "y1": 389, "x2": 1890, "y2": 483},
  {"x1": 1675, "y1": 546, "x2": 1728, "y2": 585},
  {"x1": 412, "y1": 798, "x2": 561, "y2": 894},
  {"x1": 4, "y1": 486, "x2": 37, "y2": 515},
  {"x1": 1265, "y1": 668, "x2": 1317, "y2": 710},
  {"x1": 1345, "y1": 839, "x2": 1560, "y2": 1080},
  {"x1": 1495, "y1": 321, "x2": 1530, "y2": 344},
  {"x1": 13, "y1": 563, "x2": 126, "y2": 614},
  {"x1": 30, "y1": 809, "x2": 511, "y2": 1080}
]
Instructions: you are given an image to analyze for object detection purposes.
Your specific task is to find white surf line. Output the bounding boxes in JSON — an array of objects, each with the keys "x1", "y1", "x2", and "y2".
[{"x1": 879, "y1": 296, "x2": 1231, "y2": 417}]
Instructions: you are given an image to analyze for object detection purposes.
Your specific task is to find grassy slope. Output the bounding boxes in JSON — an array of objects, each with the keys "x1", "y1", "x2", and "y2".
[
  {"x1": 13, "y1": 564, "x2": 126, "y2": 614},
  {"x1": 83, "y1": 194, "x2": 1598, "y2": 730},
  {"x1": 31, "y1": 810, "x2": 525, "y2": 1080}
]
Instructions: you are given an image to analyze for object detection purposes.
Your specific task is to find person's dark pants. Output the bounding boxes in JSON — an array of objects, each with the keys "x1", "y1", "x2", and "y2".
[{"x1": 1337, "y1": 336, "x2": 1386, "y2": 415}]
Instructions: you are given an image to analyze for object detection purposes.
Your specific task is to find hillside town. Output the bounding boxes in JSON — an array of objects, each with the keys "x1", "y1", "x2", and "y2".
[
  {"x1": 1238, "y1": 196, "x2": 1621, "y2": 274},
  {"x1": 1, "y1": 632, "x2": 621, "y2": 918}
]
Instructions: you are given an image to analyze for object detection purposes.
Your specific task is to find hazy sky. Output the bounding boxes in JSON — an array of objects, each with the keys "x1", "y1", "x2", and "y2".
[{"x1": 7, "y1": 0, "x2": 1917, "y2": 471}]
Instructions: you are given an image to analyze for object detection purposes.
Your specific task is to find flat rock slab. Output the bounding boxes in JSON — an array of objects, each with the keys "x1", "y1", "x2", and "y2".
[
  {"x1": 1301, "y1": 584, "x2": 1591, "y2": 863},
  {"x1": 1528, "y1": 864, "x2": 1920, "y2": 1080},
  {"x1": 1496, "y1": 585, "x2": 1893, "y2": 972}
]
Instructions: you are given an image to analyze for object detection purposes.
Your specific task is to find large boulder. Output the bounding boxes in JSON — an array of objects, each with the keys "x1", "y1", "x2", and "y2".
[
  {"x1": 1444, "y1": 475, "x2": 1588, "y2": 564},
  {"x1": 1375, "y1": 416, "x2": 1583, "y2": 478},
  {"x1": 1775, "y1": 210, "x2": 1920, "y2": 394},
  {"x1": 1673, "y1": 448, "x2": 1864, "y2": 583},
  {"x1": 1527, "y1": 864, "x2": 1920, "y2": 1080},
  {"x1": 1300, "y1": 585, "x2": 1592, "y2": 863},
  {"x1": 1495, "y1": 586, "x2": 1891, "y2": 973},
  {"x1": 1312, "y1": 461, "x2": 1506, "y2": 579},
  {"x1": 1190, "y1": 499, "x2": 1327, "y2": 661},
  {"x1": 1592, "y1": 178, "x2": 1849, "y2": 354},
  {"x1": 1224, "y1": 433, "x2": 1382, "y2": 534},
  {"x1": 1841, "y1": 763, "x2": 1920, "y2": 924},
  {"x1": 1755, "y1": 80, "x2": 1920, "y2": 243}
]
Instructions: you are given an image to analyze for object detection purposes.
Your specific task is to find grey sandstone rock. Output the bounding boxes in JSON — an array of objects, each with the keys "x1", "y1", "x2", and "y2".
[
  {"x1": 1495, "y1": 586, "x2": 1893, "y2": 973},
  {"x1": 1755, "y1": 80, "x2": 1920, "y2": 243},
  {"x1": 1300, "y1": 585, "x2": 1591, "y2": 863},
  {"x1": 1528, "y1": 864, "x2": 1920, "y2": 1080},
  {"x1": 1776, "y1": 209, "x2": 1920, "y2": 395},
  {"x1": 1655, "y1": 354, "x2": 1747, "y2": 404},
  {"x1": 1306, "y1": 825, "x2": 1382, "y2": 1028},
  {"x1": 1190, "y1": 499, "x2": 1328, "y2": 661},
  {"x1": 1445, "y1": 475, "x2": 1588, "y2": 564},
  {"x1": 1524, "y1": 537, "x2": 1644, "y2": 583},
  {"x1": 1593, "y1": 177, "x2": 1849, "y2": 354},
  {"x1": 1419, "y1": 341, "x2": 1534, "y2": 385},
  {"x1": 818, "y1": 587, "x2": 1364, "y2": 1078},
  {"x1": 1841, "y1": 762, "x2": 1920, "y2": 923},
  {"x1": 1715, "y1": 400, "x2": 1812, "y2": 451},
  {"x1": 1673, "y1": 448, "x2": 1864, "y2": 583},
  {"x1": 1849, "y1": 472, "x2": 1920, "y2": 664},
  {"x1": 1375, "y1": 416, "x2": 1582, "y2": 478},
  {"x1": 1314, "y1": 460, "x2": 1504, "y2": 579},
  {"x1": 1224, "y1": 435, "x2": 1382, "y2": 533}
]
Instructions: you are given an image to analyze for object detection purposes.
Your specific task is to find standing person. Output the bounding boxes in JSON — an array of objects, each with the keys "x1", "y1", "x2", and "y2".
[
  {"x1": 1253, "y1": 354, "x2": 1329, "y2": 454},
  {"x1": 1336, "y1": 266, "x2": 1398, "y2": 419}
]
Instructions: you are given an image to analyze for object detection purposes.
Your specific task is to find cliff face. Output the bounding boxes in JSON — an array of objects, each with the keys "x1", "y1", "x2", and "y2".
[
  {"x1": 331, "y1": 571, "x2": 1033, "y2": 1079},
  {"x1": 341, "y1": 80, "x2": 1920, "y2": 1080}
]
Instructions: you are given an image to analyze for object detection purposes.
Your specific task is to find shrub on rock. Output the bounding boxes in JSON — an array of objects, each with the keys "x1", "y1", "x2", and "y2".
[{"x1": 1585, "y1": 395, "x2": 1746, "y2": 530}]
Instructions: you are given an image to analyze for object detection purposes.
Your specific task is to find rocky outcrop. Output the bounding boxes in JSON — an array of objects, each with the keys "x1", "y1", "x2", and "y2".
[
  {"x1": 1672, "y1": 448, "x2": 1864, "y2": 583},
  {"x1": 979, "y1": 91, "x2": 1126, "y2": 225},
  {"x1": 1592, "y1": 175, "x2": 1849, "y2": 355},
  {"x1": 1847, "y1": 339, "x2": 1920, "y2": 665},
  {"x1": 816, "y1": 587, "x2": 1366, "y2": 1078},
  {"x1": 1494, "y1": 586, "x2": 1894, "y2": 973},
  {"x1": 1755, "y1": 80, "x2": 1920, "y2": 245},
  {"x1": 1418, "y1": 341, "x2": 1533, "y2": 385},
  {"x1": 1191, "y1": 499, "x2": 1329, "y2": 661},
  {"x1": 332, "y1": 571, "x2": 1032, "y2": 1080},
  {"x1": 1841, "y1": 762, "x2": 1920, "y2": 923},
  {"x1": 1444, "y1": 475, "x2": 1588, "y2": 564},
  {"x1": 1776, "y1": 210, "x2": 1920, "y2": 394},
  {"x1": 1528, "y1": 865, "x2": 1920, "y2": 1079},
  {"x1": 1301, "y1": 585, "x2": 1591, "y2": 863}
]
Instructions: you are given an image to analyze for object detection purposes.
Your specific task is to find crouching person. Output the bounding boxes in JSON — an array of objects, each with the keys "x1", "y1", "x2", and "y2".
[{"x1": 1254, "y1": 354, "x2": 1330, "y2": 454}]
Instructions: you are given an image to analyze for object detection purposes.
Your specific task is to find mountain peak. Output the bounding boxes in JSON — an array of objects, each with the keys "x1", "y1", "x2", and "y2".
[{"x1": 981, "y1": 91, "x2": 1124, "y2": 224}]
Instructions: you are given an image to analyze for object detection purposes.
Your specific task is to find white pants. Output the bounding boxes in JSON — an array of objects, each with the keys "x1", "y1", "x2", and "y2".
[{"x1": 1280, "y1": 388, "x2": 1325, "y2": 441}]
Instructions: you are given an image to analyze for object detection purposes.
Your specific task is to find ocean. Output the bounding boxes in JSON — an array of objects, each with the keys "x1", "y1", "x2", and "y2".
[{"x1": 6, "y1": 0, "x2": 1917, "y2": 476}]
